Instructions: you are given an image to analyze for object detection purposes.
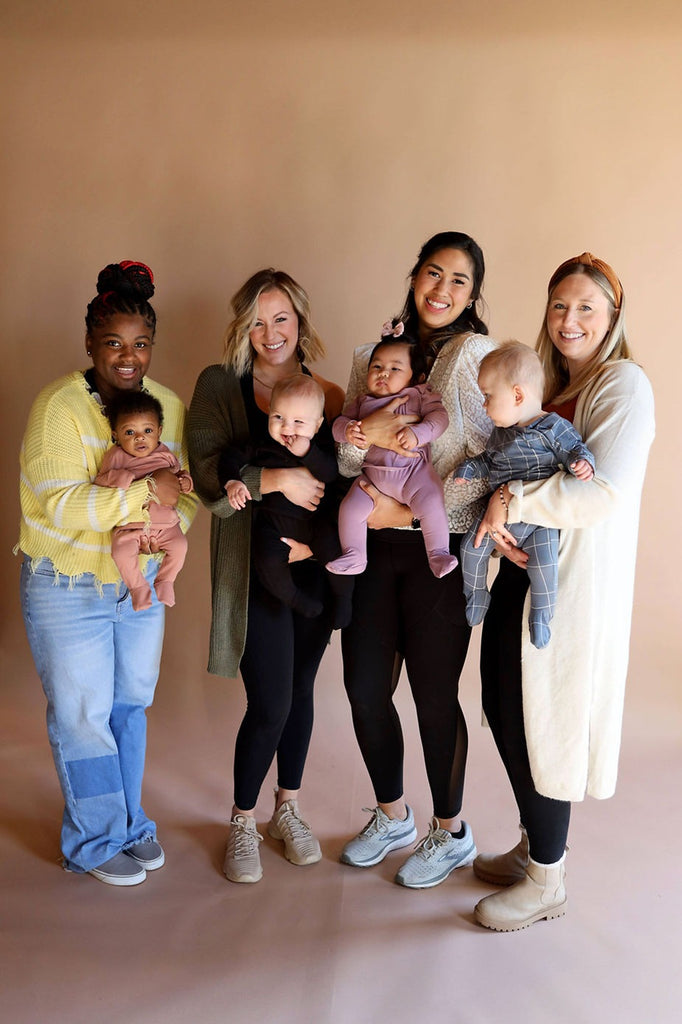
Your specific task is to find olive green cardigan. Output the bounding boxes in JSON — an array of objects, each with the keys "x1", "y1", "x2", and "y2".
[{"x1": 187, "y1": 364, "x2": 264, "y2": 678}]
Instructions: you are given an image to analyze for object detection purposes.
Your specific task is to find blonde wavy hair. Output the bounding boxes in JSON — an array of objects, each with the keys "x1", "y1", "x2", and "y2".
[
  {"x1": 222, "y1": 268, "x2": 325, "y2": 376},
  {"x1": 536, "y1": 259, "x2": 632, "y2": 404}
]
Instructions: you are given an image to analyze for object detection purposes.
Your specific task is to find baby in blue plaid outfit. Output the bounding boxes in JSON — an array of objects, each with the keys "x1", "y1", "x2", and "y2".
[{"x1": 454, "y1": 341, "x2": 595, "y2": 648}]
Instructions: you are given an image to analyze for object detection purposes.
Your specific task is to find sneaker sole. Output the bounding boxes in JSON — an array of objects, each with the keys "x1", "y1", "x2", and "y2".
[
  {"x1": 88, "y1": 867, "x2": 147, "y2": 887},
  {"x1": 224, "y1": 866, "x2": 263, "y2": 883},
  {"x1": 395, "y1": 845, "x2": 477, "y2": 888},
  {"x1": 474, "y1": 898, "x2": 567, "y2": 932},
  {"x1": 127, "y1": 852, "x2": 165, "y2": 871},
  {"x1": 340, "y1": 826, "x2": 418, "y2": 868},
  {"x1": 267, "y1": 823, "x2": 322, "y2": 866}
]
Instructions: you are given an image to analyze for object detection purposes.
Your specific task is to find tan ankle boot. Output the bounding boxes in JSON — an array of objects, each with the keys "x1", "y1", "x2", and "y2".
[
  {"x1": 474, "y1": 853, "x2": 567, "y2": 931},
  {"x1": 473, "y1": 826, "x2": 528, "y2": 886}
]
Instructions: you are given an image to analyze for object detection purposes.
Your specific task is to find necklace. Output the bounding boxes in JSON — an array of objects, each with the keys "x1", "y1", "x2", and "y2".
[{"x1": 252, "y1": 366, "x2": 303, "y2": 391}]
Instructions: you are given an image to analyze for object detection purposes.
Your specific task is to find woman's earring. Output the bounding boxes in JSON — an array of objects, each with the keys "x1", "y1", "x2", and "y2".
[
  {"x1": 466, "y1": 302, "x2": 473, "y2": 309},
  {"x1": 87, "y1": 349, "x2": 92, "y2": 355}
]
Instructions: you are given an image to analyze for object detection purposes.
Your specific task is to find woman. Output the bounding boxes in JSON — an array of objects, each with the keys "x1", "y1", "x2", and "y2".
[
  {"x1": 473, "y1": 252, "x2": 655, "y2": 930},
  {"x1": 338, "y1": 231, "x2": 495, "y2": 888},
  {"x1": 187, "y1": 269, "x2": 343, "y2": 884},
  {"x1": 19, "y1": 261, "x2": 197, "y2": 886}
]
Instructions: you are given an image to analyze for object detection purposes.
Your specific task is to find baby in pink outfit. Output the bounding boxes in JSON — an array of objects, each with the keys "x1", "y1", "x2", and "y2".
[
  {"x1": 327, "y1": 329, "x2": 458, "y2": 579},
  {"x1": 95, "y1": 391, "x2": 193, "y2": 610}
]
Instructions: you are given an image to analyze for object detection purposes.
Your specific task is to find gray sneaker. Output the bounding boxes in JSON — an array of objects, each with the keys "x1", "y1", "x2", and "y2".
[
  {"x1": 224, "y1": 814, "x2": 263, "y2": 883},
  {"x1": 395, "y1": 817, "x2": 477, "y2": 888},
  {"x1": 126, "y1": 838, "x2": 165, "y2": 870},
  {"x1": 88, "y1": 852, "x2": 147, "y2": 887},
  {"x1": 340, "y1": 806, "x2": 418, "y2": 867}
]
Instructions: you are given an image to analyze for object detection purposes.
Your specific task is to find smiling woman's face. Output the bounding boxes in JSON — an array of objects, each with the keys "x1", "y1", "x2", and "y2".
[
  {"x1": 411, "y1": 247, "x2": 475, "y2": 334},
  {"x1": 248, "y1": 288, "x2": 300, "y2": 370},
  {"x1": 86, "y1": 313, "x2": 154, "y2": 404},
  {"x1": 546, "y1": 273, "x2": 613, "y2": 376}
]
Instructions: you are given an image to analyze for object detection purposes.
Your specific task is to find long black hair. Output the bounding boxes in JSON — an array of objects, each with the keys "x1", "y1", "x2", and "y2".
[{"x1": 397, "y1": 232, "x2": 488, "y2": 356}]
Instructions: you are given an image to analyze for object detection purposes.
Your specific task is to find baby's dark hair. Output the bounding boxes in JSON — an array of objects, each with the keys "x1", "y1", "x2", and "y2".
[
  {"x1": 106, "y1": 390, "x2": 164, "y2": 432},
  {"x1": 85, "y1": 261, "x2": 156, "y2": 335},
  {"x1": 368, "y1": 329, "x2": 428, "y2": 385}
]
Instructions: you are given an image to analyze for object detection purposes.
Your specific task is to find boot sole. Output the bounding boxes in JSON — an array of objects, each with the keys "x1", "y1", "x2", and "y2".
[{"x1": 474, "y1": 899, "x2": 567, "y2": 931}]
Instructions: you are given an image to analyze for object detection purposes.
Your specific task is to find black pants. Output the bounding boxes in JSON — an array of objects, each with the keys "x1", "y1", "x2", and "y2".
[
  {"x1": 234, "y1": 562, "x2": 332, "y2": 810},
  {"x1": 480, "y1": 558, "x2": 570, "y2": 863},
  {"x1": 341, "y1": 531, "x2": 471, "y2": 820}
]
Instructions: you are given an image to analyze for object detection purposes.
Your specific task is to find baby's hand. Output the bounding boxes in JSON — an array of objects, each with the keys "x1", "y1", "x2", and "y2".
[
  {"x1": 396, "y1": 426, "x2": 418, "y2": 451},
  {"x1": 453, "y1": 477, "x2": 467, "y2": 485},
  {"x1": 284, "y1": 434, "x2": 312, "y2": 458},
  {"x1": 345, "y1": 420, "x2": 369, "y2": 449},
  {"x1": 226, "y1": 479, "x2": 252, "y2": 509},
  {"x1": 571, "y1": 459, "x2": 594, "y2": 481}
]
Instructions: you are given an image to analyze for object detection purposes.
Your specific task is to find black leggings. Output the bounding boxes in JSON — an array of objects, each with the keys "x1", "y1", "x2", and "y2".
[
  {"x1": 480, "y1": 558, "x2": 570, "y2": 863},
  {"x1": 234, "y1": 562, "x2": 332, "y2": 810},
  {"x1": 341, "y1": 531, "x2": 471, "y2": 820}
]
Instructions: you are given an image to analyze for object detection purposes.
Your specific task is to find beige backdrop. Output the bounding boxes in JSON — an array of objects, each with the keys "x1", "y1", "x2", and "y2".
[{"x1": 2, "y1": 1, "x2": 680, "y2": 750}]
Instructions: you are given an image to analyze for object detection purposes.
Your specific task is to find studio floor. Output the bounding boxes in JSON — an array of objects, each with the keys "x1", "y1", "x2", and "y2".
[{"x1": 1, "y1": 620, "x2": 680, "y2": 1024}]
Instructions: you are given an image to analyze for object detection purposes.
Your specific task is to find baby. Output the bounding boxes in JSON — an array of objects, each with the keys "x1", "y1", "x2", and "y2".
[
  {"x1": 95, "y1": 391, "x2": 193, "y2": 611},
  {"x1": 454, "y1": 340, "x2": 595, "y2": 648},
  {"x1": 327, "y1": 325, "x2": 458, "y2": 579},
  {"x1": 224, "y1": 374, "x2": 352, "y2": 628}
]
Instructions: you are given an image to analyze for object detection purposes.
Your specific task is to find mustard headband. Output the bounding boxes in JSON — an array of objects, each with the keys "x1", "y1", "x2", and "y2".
[{"x1": 549, "y1": 252, "x2": 623, "y2": 310}]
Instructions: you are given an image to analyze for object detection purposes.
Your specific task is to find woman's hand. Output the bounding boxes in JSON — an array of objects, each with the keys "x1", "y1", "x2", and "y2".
[
  {"x1": 150, "y1": 468, "x2": 181, "y2": 507},
  {"x1": 359, "y1": 479, "x2": 413, "y2": 529},
  {"x1": 474, "y1": 486, "x2": 517, "y2": 551},
  {"x1": 280, "y1": 537, "x2": 313, "y2": 563},
  {"x1": 358, "y1": 398, "x2": 420, "y2": 456},
  {"x1": 262, "y1": 466, "x2": 324, "y2": 511}
]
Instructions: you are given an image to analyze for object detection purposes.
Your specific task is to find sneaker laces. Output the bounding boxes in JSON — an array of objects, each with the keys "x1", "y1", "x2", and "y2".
[
  {"x1": 277, "y1": 803, "x2": 314, "y2": 843},
  {"x1": 358, "y1": 807, "x2": 391, "y2": 837},
  {"x1": 229, "y1": 818, "x2": 263, "y2": 858},
  {"x1": 413, "y1": 818, "x2": 450, "y2": 858}
]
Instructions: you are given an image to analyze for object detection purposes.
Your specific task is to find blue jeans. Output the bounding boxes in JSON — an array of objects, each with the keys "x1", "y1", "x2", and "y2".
[{"x1": 20, "y1": 557, "x2": 165, "y2": 872}]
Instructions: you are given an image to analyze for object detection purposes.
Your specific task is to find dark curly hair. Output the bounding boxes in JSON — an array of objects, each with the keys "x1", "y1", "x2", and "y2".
[{"x1": 85, "y1": 260, "x2": 156, "y2": 335}]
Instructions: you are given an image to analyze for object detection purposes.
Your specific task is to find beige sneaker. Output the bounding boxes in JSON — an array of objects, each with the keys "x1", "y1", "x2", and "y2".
[
  {"x1": 268, "y1": 799, "x2": 321, "y2": 866},
  {"x1": 223, "y1": 814, "x2": 263, "y2": 883}
]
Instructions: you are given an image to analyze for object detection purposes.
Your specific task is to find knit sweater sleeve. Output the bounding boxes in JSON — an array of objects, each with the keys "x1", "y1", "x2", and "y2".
[
  {"x1": 508, "y1": 362, "x2": 655, "y2": 529},
  {"x1": 21, "y1": 381, "x2": 152, "y2": 532},
  {"x1": 336, "y1": 345, "x2": 374, "y2": 477},
  {"x1": 188, "y1": 365, "x2": 260, "y2": 517}
]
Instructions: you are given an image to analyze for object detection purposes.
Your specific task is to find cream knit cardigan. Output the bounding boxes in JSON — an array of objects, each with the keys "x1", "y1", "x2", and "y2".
[{"x1": 507, "y1": 361, "x2": 655, "y2": 801}]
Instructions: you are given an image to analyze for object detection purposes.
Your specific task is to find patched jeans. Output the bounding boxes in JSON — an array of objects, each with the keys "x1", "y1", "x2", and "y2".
[{"x1": 20, "y1": 557, "x2": 165, "y2": 872}]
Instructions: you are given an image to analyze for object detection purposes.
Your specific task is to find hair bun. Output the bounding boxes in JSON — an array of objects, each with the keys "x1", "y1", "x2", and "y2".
[{"x1": 96, "y1": 261, "x2": 155, "y2": 300}]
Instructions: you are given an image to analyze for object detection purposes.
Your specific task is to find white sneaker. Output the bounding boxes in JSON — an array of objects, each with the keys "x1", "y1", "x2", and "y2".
[
  {"x1": 340, "y1": 806, "x2": 418, "y2": 867},
  {"x1": 223, "y1": 814, "x2": 263, "y2": 883},
  {"x1": 268, "y1": 799, "x2": 321, "y2": 866},
  {"x1": 395, "y1": 818, "x2": 476, "y2": 888}
]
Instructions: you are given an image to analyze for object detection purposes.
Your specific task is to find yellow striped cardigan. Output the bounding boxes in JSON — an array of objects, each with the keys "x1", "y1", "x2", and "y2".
[{"x1": 19, "y1": 370, "x2": 198, "y2": 586}]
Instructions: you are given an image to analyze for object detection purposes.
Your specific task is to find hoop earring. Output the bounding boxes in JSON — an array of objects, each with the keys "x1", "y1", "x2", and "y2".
[{"x1": 466, "y1": 302, "x2": 473, "y2": 309}]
